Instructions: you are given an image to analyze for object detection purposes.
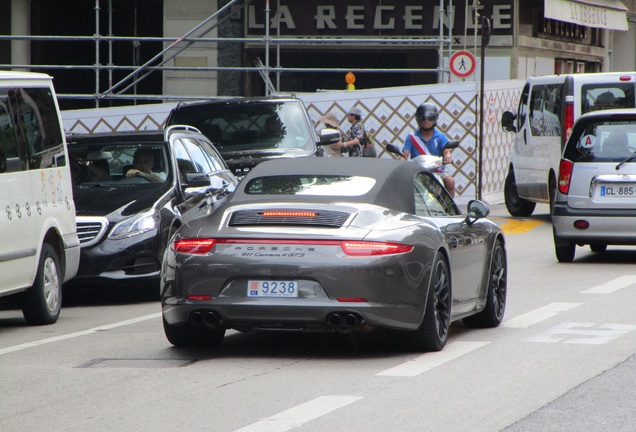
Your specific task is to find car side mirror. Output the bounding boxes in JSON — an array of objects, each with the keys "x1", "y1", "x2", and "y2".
[
  {"x1": 467, "y1": 200, "x2": 490, "y2": 220},
  {"x1": 184, "y1": 172, "x2": 211, "y2": 188},
  {"x1": 317, "y1": 128, "x2": 341, "y2": 146},
  {"x1": 501, "y1": 111, "x2": 517, "y2": 133}
]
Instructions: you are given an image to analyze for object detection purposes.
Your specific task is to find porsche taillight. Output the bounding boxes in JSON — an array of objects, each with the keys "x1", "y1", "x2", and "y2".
[
  {"x1": 174, "y1": 238, "x2": 216, "y2": 254},
  {"x1": 173, "y1": 238, "x2": 413, "y2": 257},
  {"x1": 558, "y1": 159, "x2": 574, "y2": 195},
  {"x1": 341, "y1": 241, "x2": 413, "y2": 256}
]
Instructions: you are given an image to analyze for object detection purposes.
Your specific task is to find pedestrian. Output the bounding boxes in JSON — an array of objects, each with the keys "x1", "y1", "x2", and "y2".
[
  {"x1": 318, "y1": 111, "x2": 344, "y2": 157},
  {"x1": 339, "y1": 107, "x2": 366, "y2": 157},
  {"x1": 403, "y1": 103, "x2": 456, "y2": 197}
]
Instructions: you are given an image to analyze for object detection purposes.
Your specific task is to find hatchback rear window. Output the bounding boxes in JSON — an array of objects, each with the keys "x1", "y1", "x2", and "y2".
[
  {"x1": 564, "y1": 120, "x2": 636, "y2": 163},
  {"x1": 245, "y1": 175, "x2": 376, "y2": 196}
]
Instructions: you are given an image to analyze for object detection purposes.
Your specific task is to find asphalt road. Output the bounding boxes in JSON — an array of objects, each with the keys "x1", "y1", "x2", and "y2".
[{"x1": 2, "y1": 203, "x2": 636, "y2": 432}]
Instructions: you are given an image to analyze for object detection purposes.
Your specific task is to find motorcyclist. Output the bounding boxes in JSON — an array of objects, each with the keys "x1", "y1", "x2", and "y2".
[{"x1": 403, "y1": 103, "x2": 456, "y2": 197}]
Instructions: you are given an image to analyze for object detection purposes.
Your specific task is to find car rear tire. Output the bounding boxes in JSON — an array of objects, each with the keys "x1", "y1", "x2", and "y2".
[
  {"x1": 21, "y1": 243, "x2": 62, "y2": 325},
  {"x1": 548, "y1": 175, "x2": 556, "y2": 215},
  {"x1": 163, "y1": 318, "x2": 225, "y2": 348},
  {"x1": 504, "y1": 170, "x2": 536, "y2": 217},
  {"x1": 590, "y1": 243, "x2": 607, "y2": 253},
  {"x1": 402, "y1": 253, "x2": 451, "y2": 352},
  {"x1": 463, "y1": 239, "x2": 507, "y2": 328},
  {"x1": 553, "y1": 231, "x2": 576, "y2": 263}
]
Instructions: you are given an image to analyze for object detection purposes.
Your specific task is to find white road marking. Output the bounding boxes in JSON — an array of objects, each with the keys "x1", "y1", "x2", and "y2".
[
  {"x1": 502, "y1": 303, "x2": 581, "y2": 328},
  {"x1": 0, "y1": 312, "x2": 161, "y2": 356},
  {"x1": 581, "y1": 275, "x2": 636, "y2": 294},
  {"x1": 375, "y1": 341, "x2": 489, "y2": 377},
  {"x1": 526, "y1": 322, "x2": 636, "y2": 345},
  {"x1": 233, "y1": 395, "x2": 363, "y2": 432}
]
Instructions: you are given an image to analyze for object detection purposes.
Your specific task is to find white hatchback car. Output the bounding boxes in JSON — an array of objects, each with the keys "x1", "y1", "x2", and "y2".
[{"x1": 552, "y1": 109, "x2": 636, "y2": 262}]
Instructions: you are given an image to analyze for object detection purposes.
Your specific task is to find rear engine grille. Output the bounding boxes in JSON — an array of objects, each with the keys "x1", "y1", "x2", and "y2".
[
  {"x1": 229, "y1": 209, "x2": 350, "y2": 227},
  {"x1": 76, "y1": 217, "x2": 109, "y2": 248}
]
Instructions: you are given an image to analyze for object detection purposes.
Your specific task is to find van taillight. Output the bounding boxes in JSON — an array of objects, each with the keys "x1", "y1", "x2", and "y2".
[
  {"x1": 558, "y1": 159, "x2": 574, "y2": 195},
  {"x1": 619, "y1": 75, "x2": 632, "y2": 81},
  {"x1": 564, "y1": 103, "x2": 574, "y2": 144}
]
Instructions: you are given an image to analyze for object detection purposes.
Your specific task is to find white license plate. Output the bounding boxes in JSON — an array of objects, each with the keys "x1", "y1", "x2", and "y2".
[
  {"x1": 598, "y1": 184, "x2": 636, "y2": 197},
  {"x1": 247, "y1": 280, "x2": 298, "y2": 298}
]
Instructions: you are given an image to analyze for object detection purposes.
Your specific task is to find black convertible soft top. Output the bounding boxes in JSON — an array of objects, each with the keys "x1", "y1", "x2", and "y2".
[{"x1": 229, "y1": 157, "x2": 428, "y2": 214}]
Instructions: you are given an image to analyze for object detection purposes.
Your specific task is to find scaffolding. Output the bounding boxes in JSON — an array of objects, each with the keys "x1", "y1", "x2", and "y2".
[{"x1": 0, "y1": 0, "x2": 462, "y2": 107}]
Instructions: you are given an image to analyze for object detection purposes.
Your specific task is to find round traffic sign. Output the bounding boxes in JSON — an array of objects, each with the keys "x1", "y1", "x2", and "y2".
[{"x1": 449, "y1": 50, "x2": 476, "y2": 79}]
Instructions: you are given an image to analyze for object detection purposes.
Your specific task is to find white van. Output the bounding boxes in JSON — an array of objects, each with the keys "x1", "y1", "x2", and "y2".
[
  {"x1": 501, "y1": 72, "x2": 636, "y2": 216},
  {"x1": 0, "y1": 71, "x2": 79, "y2": 324}
]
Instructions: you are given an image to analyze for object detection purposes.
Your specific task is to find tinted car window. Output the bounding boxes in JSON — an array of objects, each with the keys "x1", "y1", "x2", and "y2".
[
  {"x1": 169, "y1": 100, "x2": 315, "y2": 156},
  {"x1": 582, "y1": 84, "x2": 636, "y2": 114},
  {"x1": 530, "y1": 84, "x2": 562, "y2": 137},
  {"x1": 196, "y1": 138, "x2": 225, "y2": 171},
  {"x1": 173, "y1": 139, "x2": 197, "y2": 180},
  {"x1": 0, "y1": 100, "x2": 16, "y2": 173},
  {"x1": 69, "y1": 142, "x2": 169, "y2": 185},
  {"x1": 563, "y1": 119, "x2": 636, "y2": 163},
  {"x1": 179, "y1": 137, "x2": 213, "y2": 173}
]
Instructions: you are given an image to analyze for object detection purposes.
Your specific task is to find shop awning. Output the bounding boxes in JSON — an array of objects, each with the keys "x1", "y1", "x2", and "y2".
[{"x1": 544, "y1": 0, "x2": 628, "y2": 31}]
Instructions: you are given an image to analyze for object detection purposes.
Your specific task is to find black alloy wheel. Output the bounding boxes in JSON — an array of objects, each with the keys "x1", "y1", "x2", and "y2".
[
  {"x1": 464, "y1": 239, "x2": 507, "y2": 328},
  {"x1": 402, "y1": 253, "x2": 451, "y2": 352}
]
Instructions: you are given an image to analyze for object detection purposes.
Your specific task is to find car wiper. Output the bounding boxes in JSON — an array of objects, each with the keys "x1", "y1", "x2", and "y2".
[{"x1": 615, "y1": 153, "x2": 636, "y2": 170}]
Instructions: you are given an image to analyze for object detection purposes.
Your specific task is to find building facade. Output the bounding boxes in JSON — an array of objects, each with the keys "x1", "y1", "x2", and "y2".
[{"x1": 1, "y1": 0, "x2": 634, "y2": 108}]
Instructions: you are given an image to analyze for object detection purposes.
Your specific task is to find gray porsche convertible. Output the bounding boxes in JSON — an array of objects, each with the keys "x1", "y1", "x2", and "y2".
[{"x1": 160, "y1": 157, "x2": 507, "y2": 351}]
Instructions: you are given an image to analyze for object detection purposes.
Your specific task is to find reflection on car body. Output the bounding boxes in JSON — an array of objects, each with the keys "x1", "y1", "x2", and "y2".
[
  {"x1": 161, "y1": 157, "x2": 507, "y2": 352},
  {"x1": 65, "y1": 125, "x2": 238, "y2": 288}
]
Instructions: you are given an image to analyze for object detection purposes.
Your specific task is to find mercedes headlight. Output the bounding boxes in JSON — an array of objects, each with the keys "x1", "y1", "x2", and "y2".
[{"x1": 108, "y1": 210, "x2": 160, "y2": 240}]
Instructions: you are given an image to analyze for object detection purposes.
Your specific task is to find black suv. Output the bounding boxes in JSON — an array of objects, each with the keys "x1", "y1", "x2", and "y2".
[
  {"x1": 166, "y1": 96, "x2": 337, "y2": 179},
  {"x1": 66, "y1": 125, "x2": 238, "y2": 288}
]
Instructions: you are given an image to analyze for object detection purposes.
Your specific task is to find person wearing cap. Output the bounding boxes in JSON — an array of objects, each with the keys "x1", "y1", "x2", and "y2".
[
  {"x1": 318, "y1": 112, "x2": 345, "y2": 157},
  {"x1": 339, "y1": 106, "x2": 366, "y2": 157},
  {"x1": 403, "y1": 103, "x2": 455, "y2": 197}
]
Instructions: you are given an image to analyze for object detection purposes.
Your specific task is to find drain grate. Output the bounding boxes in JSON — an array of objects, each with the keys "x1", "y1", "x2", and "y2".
[{"x1": 76, "y1": 358, "x2": 198, "y2": 368}]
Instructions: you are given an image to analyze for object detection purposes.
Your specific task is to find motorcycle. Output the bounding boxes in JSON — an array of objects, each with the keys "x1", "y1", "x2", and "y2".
[{"x1": 385, "y1": 140, "x2": 459, "y2": 173}]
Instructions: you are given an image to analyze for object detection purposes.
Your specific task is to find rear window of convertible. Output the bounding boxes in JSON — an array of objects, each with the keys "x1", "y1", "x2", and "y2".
[{"x1": 244, "y1": 175, "x2": 376, "y2": 196}]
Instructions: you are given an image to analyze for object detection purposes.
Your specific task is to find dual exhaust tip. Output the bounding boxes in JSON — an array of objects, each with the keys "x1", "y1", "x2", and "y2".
[
  {"x1": 190, "y1": 310, "x2": 220, "y2": 329},
  {"x1": 189, "y1": 310, "x2": 364, "y2": 332},
  {"x1": 326, "y1": 312, "x2": 363, "y2": 332}
]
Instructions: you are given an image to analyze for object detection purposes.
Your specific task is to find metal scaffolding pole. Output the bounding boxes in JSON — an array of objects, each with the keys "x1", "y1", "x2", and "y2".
[{"x1": 0, "y1": 0, "x2": 452, "y2": 105}]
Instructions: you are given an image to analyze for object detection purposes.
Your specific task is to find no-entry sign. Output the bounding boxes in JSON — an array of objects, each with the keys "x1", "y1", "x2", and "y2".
[{"x1": 449, "y1": 50, "x2": 476, "y2": 79}]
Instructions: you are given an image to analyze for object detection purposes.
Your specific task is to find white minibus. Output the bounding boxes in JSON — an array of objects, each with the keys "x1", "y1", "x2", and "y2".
[
  {"x1": 0, "y1": 71, "x2": 79, "y2": 324},
  {"x1": 501, "y1": 72, "x2": 636, "y2": 216}
]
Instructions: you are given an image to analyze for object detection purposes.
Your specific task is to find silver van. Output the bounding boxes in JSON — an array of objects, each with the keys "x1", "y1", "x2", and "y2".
[
  {"x1": 0, "y1": 72, "x2": 80, "y2": 325},
  {"x1": 501, "y1": 72, "x2": 636, "y2": 216}
]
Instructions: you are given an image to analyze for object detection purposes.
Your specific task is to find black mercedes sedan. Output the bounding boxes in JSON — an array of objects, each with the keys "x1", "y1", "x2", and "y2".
[
  {"x1": 161, "y1": 157, "x2": 507, "y2": 351},
  {"x1": 65, "y1": 125, "x2": 238, "y2": 289}
]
